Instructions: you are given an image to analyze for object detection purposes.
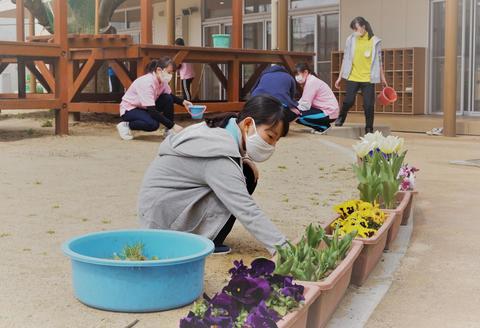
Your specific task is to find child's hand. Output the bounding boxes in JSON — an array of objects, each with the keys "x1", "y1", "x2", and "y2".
[{"x1": 183, "y1": 100, "x2": 193, "y2": 109}]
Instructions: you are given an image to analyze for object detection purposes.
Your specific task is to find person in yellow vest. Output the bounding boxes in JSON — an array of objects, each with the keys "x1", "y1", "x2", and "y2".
[{"x1": 334, "y1": 17, "x2": 387, "y2": 134}]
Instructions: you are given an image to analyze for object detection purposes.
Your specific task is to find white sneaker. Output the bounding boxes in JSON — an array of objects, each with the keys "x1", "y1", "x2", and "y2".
[{"x1": 116, "y1": 122, "x2": 133, "y2": 140}]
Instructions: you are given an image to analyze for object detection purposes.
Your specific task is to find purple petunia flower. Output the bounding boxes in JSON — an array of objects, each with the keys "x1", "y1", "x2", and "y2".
[
  {"x1": 245, "y1": 301, "x2": 280, "y2": 328},
  {"x1": 249, "y1": 258, "x2": 276, "y2": 278},
  {"x1": 229, "y1": 259, "x2": 250, "y2": 277},
  {"x1": 179, "y1": 311, "x2": 209, "y2": 328},
  {"x1": 223, "y1": 276, "x2": 272, "y2": 306}
]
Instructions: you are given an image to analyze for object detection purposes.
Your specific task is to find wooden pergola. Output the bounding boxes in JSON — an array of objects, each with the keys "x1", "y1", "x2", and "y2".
[{"x1": 0, "y1": 0, "x2": 314, "y2": 135}]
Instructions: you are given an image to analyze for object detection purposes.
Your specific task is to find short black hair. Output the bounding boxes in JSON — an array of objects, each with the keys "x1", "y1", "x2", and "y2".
[{"x1": 175, "y1": 38, "x2": 185, "y2": 46}]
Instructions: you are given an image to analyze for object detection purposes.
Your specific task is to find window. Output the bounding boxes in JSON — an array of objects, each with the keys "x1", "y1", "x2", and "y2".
[
  {"x1": 244, "y1": 0, "x2": 271, "y2": 14},
  {"x1": 204, "y1": 0, "x2": 232, "y2": 19},
  {"x1": 317, "y1": 14, "x2": 339, "y2": 85},
  {"x1": 291, "y1": 16, "x2": 315, "y2": 53},
  {"x1": 290, "y1": 0, "x2": 338, "y2": 9}
]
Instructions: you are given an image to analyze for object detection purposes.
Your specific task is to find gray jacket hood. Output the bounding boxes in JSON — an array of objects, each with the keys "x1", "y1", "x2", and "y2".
[{"x1": 159, "y1": 122, "x2": 241, "y2": 159}]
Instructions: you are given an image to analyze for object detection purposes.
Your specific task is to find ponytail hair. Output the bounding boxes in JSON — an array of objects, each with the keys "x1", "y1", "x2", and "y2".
[
  {"x1": 295, "y1": 62, "x2": 318, "y2": 78},
  {"x1": 206, "y1": 95, "x2": 289, "y2": 137},
  {"x1": 145, "y1": 57, "x2": 176, "y2": 74},
  {"x1": 350, "y1": 16, "x2": 374, "y2": 40}
]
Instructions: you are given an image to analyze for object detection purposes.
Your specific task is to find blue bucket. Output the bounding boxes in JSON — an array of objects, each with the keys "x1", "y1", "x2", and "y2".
[
  {"x1": 212, "y1": 34, "x2": 231, "y2": 48},
  {"x1": 188, "y1": 105, "x2": 207, "y2": 119},
  {"x1": 62, "y1": 229, "x2": 214, "y2": 312}
]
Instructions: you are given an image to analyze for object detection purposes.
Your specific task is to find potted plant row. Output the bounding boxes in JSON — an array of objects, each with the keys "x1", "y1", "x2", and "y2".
[
  {"x1": 324, "y1": 200, "x2": 395, "y2": 286},
  {"x1": 179, "y1": 258, "x2": 321, "y2": 328},
  {"x1": 273, "y1": 224, "x2": 363, "y2": 328},
  {"x1": 352, "y1": 131, "x2": 413, "y2": 249}
]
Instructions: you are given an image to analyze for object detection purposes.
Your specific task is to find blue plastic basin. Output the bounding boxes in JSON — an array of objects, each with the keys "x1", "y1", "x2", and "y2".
[
  {"x1": 62, "y1": 229, "x2": 214, "y2": 312},
  {"x1": 188, "y1": 105, "x2": 207, "y2": 119}
]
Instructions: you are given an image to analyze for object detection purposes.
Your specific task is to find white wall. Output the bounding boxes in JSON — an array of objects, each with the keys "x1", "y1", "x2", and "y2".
[
  {"x1": 339, "y1": 0, "x2": 429, "y2": 49},
  {"x1": 152, "y1": 0, "x2": 202, "y2": 46}
]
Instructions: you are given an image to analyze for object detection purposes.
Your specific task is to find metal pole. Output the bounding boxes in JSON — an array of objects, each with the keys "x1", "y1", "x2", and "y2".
[{"x1": 443, "y1": 0, "x2": 458, "y2": 137}]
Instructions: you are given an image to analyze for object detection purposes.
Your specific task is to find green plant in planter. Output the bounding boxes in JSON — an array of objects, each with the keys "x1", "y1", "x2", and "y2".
[
  {"x1": 353, "y1": 151, "x2": 383, "y2": 204},
  {"x1": 274, "y1": 224, "x2": 356, "y2": 281},
  {"x1": 378, "y1": 151, "x2": 407, "y2": 209}
]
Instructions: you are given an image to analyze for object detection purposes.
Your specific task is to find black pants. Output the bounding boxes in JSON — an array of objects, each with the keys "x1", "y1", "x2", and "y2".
[
  {"x1": 213, "y1": 161, "x2": 257, "y2": 246},
  {"x1": 341, "y1": 81, "x2": 375, "y2": 130},
  {"x1": 296, "y1": 107, "x2": 334, "y2": 132},
  {"x1": 121, "y1": 94, "x2": 174, "y2": 131},
  {"x1": 181, "y1": 78, "x2": 194, "y2": 101}
]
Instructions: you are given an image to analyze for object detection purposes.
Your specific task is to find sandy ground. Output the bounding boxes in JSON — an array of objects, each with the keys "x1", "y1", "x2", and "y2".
[
  {"x1": 2, "y1": 112, "x2": 480, "y2": 328},
  {"x1": 0, "y1": 112, "x2": 358, "y2": 328}
]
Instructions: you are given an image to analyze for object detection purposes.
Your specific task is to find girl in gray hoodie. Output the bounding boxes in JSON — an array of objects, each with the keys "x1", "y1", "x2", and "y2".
[{"x1": 138, "y1": 95, "x2": 289, "y2": 255}]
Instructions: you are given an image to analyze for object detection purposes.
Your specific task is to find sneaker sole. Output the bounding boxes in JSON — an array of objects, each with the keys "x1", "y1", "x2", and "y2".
[{"x1": 212, "y1": 249, "x2": 232, "y2": 255}]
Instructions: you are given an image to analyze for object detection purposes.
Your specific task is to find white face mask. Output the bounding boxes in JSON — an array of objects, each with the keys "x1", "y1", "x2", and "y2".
[
  {"x1": 159, "y1": 70, "x2": 172, "y2": 83},
  {"x1": 295, "y1": 74, "x2": 305, "y2": 84},
  {"x1": 245, "y1": 121, "x2": 275, "y2": 163},
  {"x1": 353, "y1": 31, "x2": 362, "y2": 37}
]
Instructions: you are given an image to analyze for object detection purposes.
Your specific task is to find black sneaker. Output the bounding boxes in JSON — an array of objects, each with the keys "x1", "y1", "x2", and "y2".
[
  {"x1": 365, "y1": 127, "x2": 374, "y2": 134},
  {"x1": 213, "y1": 244, "x2": 231, "y2": 255}
]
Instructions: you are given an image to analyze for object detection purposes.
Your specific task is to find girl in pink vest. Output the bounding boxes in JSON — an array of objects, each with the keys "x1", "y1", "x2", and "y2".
[{"x1": 117, "y1": 57, "x2": 193, "y2": 140}]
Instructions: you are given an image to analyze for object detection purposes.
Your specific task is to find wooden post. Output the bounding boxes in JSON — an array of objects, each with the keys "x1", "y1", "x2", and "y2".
[
  {"x1": 28, "y1": 11, "x2": 36, "y2": 93},
  {"x1": 228, "y1": 59, "x2": 240, "y2": 101},
  {"x1": 16, "y1": 0, "x2": 26, "y2": 98},
  {"x1": 94, "y1": 0, "x2": 100, "y2": 34},
  {"x1": 277, "y1": 0, "x2": 288, "y2": 51},
  {"x1": 443, "y1": 0, "x2": 457, "y2": 137},
  {"x1": 140, "y1": 0, "x2": 152, "y2": 44},
  {"x1": 271, "y1": 0, "x2": 278, "y2": 50},
  {"x1": 166, "y1": 0, "x2": 175, "y2": 45},
  {"x1": 231, "y1": 0, "x2": 243, "y2": 49},
  {"x1": 54, "y1": 0, "x2": 69, "y2": 135}
]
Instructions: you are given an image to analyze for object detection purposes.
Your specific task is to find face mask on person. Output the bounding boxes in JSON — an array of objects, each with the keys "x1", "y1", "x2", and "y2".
[
  {"x1": 245, "y1": 120, "x2": 275, "y2": 162},
  {"x1": 353, "y1": 30, "x2": 363, "y2": 37},
  {"x1": 159, "y1": 69, "x2": 172, "y2": 83},
  {"x1": 295, "y1": 74, "x2": 306, "y2": 84}
]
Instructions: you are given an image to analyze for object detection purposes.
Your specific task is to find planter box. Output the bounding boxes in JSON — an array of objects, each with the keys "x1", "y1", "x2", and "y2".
[
  {"x1": 383, "y1": 191, "x2": 411, "y2": 250},
  {"x1": 401, "y1": 190, "x2": 417, "y2": 225},
  {"x1": 325, "y1": 212, "x2": 396, "y2": 287},
  {"x1": 296, "y1": 240, "x2": 364, "y2": 328},
  {"x1": 278, "y1": 284, "x2": 321, "y2": 328}
]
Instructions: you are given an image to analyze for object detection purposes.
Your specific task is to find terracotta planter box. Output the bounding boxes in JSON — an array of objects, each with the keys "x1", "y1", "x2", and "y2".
[
  {"x1": 277, "y1": 284, "x2": 321, "y2": 328},
  {"x1": 401, "y1": 190, "x2": 417, "y2": 225},
  {"x1": 295, "y1": 240, "x2": 364, "y2": 328},
  {"x1": 383, "y1": 191, "x2": 412, "y2": 250},
  {"x1": 324, "y1": 212, "x2": 396, "y2": 287}
]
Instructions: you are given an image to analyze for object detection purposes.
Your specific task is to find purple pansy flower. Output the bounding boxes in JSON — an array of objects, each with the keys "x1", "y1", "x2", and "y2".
[
  {"x1": 249, "y1": 258, "x2": 275, "y2": 278},
  {"x1": 179, "y1": 311, "x2": 209, "y2": 328},
  {"x1": 268, "y1": 274, "x2": 293, "y2": 288},
  {"x1": 223, "y1": 276, "x2": 272, "y2": 306},
  {"x1": 245, "y1": 301, "x2": 280, "y2": 328},
  {"x1": 229, "y1": 259, "x2": 249, "y2": 277},
  {"x1": 210, "y1": 291, "x2": 240, "y2": 318},
  {"x1": 280, "y1": 285, "x2": 305, "y2": 302}
]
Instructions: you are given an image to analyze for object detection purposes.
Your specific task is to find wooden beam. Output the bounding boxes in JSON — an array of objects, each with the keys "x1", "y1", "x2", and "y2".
[
  {"x1": 173, "y1": 50, "x2": 189, "y2": 66},
  {"x1": 25, "y1": 62, "x2": 52, "y2": 93},
  {"x1": 16, "y1": 0, "x2": 25, "y2": 41},
  {"x1": 17, "y1": 58, "x2": 26, "y2": 98},
  {"x1": 228, "y1": 59, "x2": 241, "y2": 102},
  {"x1": 281, "y1": 54, "x2": 296, "y2": 74},
  {"x1": 54, "y1": 0, "x2": 70, "y2": 135},
  {"x1": 28, "y1": 11, "x2": 36, "y2": 93},
  {"x1": 166, "y1": 0, "x2": 175, "y2": 45},
  {"x1": 108, "y1": 60, "x2": 132, "y2": 89},
  {"x1": 231, "y1": 0, "x2": 243, "y2": 49},
  {"x1": 241, "y1": 63, "x2": 268, "y2": 96},
  {"x1": 208, "y1": 63, "x2": 228, "y2": 90},
  {"x1": 34, "y1": 61, "x2": 56, "y2": 92},
  {"x1": 277, "y1": 0, "x2": 288, "y2": 51},
  {"x1": 140, "y1": 0, "x2": 153, "y2": 44},
  {"x1": 0, "y1": 98, "x2": 60, "y2": 110},
  {"x1": 0, "y1": 42, "x2": 61, "y2": 58},
  {"x1": 69, "y1": 54, "x2": 103, "y2": 102},
  {"x1": 443, "y1": 0, "x2": 457, "y2": 137}
]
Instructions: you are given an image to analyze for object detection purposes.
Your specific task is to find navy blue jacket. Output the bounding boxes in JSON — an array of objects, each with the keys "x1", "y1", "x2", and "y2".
[{"x1": 251, "y1": 65, "x2": 298, "y2": 109}]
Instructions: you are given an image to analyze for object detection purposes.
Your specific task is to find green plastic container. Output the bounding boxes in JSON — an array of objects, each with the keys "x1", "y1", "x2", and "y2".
[{"x1": 212, "y1": 34, "x2": 231, "y2": 48}]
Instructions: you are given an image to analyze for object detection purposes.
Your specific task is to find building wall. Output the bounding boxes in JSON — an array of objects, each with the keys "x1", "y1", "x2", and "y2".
[
  {"x1": 152, "y1": 0, "x2": 202, "y2": 46},
  {"x1": 339, "y1": 0, "x2": 429, "y2": 49}
]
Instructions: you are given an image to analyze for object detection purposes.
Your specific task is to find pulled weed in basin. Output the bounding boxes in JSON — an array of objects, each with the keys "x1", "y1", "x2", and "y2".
[{"x1": 113, "y1": 242, "x2": 159, "y2": 261}]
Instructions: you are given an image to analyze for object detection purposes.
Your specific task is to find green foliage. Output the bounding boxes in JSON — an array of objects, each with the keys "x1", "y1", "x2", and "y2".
[
  {"x1": 274, "y1": 224, "x2": 356, "y2": 281},
  {"x1": 113, "y1": 242, "x2": 159, "y2": 261}
]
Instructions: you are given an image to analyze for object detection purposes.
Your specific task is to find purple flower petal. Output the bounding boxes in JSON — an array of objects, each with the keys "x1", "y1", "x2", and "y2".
[
  {"x1": 245, "y1": 301, "x2": 280, "y2": 328},
  {"x1": 249, "y1": 258, "x2": 276, "y2": 277},
  {"x1": 223, "y1": 276, "x2": 272, "y2": 306},
  {"x1": 179, "y1": 312, "x2": 209, "y2": 328}
]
